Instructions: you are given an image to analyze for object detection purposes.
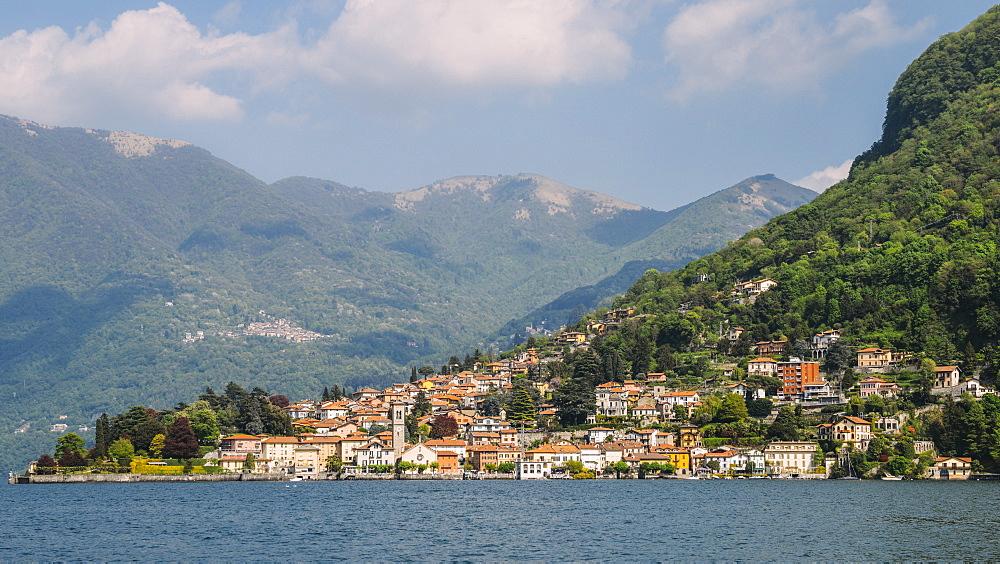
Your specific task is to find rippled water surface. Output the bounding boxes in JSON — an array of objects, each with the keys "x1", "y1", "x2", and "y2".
[{"x1": 3, "y1": 479, "x2": 1000, "y2": 561}]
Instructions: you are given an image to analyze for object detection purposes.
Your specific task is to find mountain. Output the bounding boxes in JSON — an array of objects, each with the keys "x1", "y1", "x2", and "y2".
[
  {"x1": 0, "y1": 115, "x2": 813, "y2": 472},
  {"x1": 498, "y1": 175, "x2": 817, "y2": 337},
  {"x1": 576, "y1": 6, "x2": 1000, "y2": 385}
]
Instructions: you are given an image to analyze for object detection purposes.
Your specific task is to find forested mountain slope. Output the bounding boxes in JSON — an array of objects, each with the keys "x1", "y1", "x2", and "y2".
[{"x1": 594, "y1": 6, "x2": 1000, "y2": 379}]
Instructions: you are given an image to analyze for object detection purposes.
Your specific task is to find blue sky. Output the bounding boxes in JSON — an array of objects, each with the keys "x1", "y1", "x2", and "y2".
[{"x1": 0, "y1": 1, "x2": 995, "y2": 211}]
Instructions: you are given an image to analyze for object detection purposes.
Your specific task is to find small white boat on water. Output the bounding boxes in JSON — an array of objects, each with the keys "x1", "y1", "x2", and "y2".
[{"x1": 881, "y1": 473, "x2": 903, "y2": 481}]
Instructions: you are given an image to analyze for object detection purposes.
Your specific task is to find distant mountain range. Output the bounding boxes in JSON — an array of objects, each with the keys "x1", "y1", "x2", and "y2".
[{"x1": 0, "y1": 114, "x2": 814, "y2": 471}]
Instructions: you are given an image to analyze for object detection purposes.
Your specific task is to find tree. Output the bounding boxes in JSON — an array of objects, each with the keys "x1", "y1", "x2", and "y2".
[
  {"x1": 58, "y1": 450, "x2": 87, "y2": 469},
  {"x1": 413, "y1": 391, "x2": 432, "y2": 417},
  {"x1": 479, "y1": 393, "x2": 504, "y2": 417},
  {"x1": 243, "y1": 453, "x2": 256, "y2": 470},
  {"x1": 430, "y1": 414, "x2": 459, "y2": 439},
  {"x1": 110, "y1": 406, "x2": 154, "y2": 443},
  {"x1": 55, "y1": 433, "x2": 86, "y2": 460},
  {"x1": 108, "y1": 438, "x2": 135, "y2": 460},
  {"x1": 767, "y1": 405, "x2": 803, "y2": 441},
  {"x1": 506, "y1": 386, "x2": 537, "y2": 422},
  {"x1": 747, "y1": 397, "x2": 773, "y2": 418},
  {"x1": 716, "y1": 393, "x2": 749, "y2": 423},
  {"x1": 573, "y1": 350, "x2": 602, "y2": 387},
  {"x1": 268, "y1": 394, "x2": 290, "y2": 408},
  {"x1": 163, "y1": 416, "x2": 201, "y2": 459},
  {"x1": 132, "y1": 418, "x2": 167, "y2": 453},
  {"x1": 94, "y1": 413, "x2": 111, "y2": 459},
  {"x1": 564, "y1": 460, "x2": 584, "y2": 474},
  {"x1": 824, "y1": 340, "x2": 854, "y2": 373},
  {"x1": 325, "y1": 455, "x2": 343, "y2": 473},
  {"x1": 552, "y1": 376, "x2": 595, "y2": 426},
  {"x1": 35, "y1": 454, "x2": 58, "y2": 474},
  {"x1": 149, "y1": 434, "x2": 166, "y2": 458}
]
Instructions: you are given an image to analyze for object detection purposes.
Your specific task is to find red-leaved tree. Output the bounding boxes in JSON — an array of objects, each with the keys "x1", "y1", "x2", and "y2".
[
  {"x1": 163, "y1": 416, "x2": 201, "y2": 459},
  {"x1": 430, "y1": 414, "x2": 459, "y2": 439}
]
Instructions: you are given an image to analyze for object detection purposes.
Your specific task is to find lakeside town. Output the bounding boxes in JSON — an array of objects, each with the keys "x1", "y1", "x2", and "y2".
[{"x1": 18, "y1": 280, "x2": 998, "y2": 483}]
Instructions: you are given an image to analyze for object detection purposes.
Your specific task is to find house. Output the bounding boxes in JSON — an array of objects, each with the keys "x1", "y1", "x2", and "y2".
[
  {"x1": 260, "y1": 436, "x2": 302, "y2": 473},
  {"x1": 809, "y1": 329, "x2": 841, "y2": 358},
  {"x1": 721, "y1": 382, "x2": 765, "y2": 399},
  {"x1": 677, "y1": 424, "x2": 701, "y2": 448},
  {"x1": 465, "y1": 444, "x2": 499, "y2": 471},
  {"x1": 355, "y1": 440, "x2": 396, "y2": 470},
  {"x1": 934, "y1": 366, "x2": 962, "y2": 388},
  {"x1": 587, "y1": 427, "x2": 617, "y2": 444},
  {"x1": 435, "y1": 450, "x2": 461, "y2": 473},
  {"x1": 630, "y1": 404, "x2": 659, "y2": 422},
  {"x1": 625, "y1": 429, "x2": 661, "y2": 448},
  {"x1": 858, "y1": 376, "x2": 901, "y2": 398},
  {"x1": 728, "y1": 449, "x2": 766, "y2": 475},
  {"x1": 651, "y1": 446, "x2": 692, "y2": 475},
  {"x1": 525, "y1": 443, "x2": 581, "y2": 465},
  {"x1": 659, "y1": 391, "x2": 700, "y2": 408},
  {"x1": 946, "y1": 377, "x2": 998, "y2": 398},
  {"x1": 291, "y1": 443, "x2": 322, "y2": 479},
  {"x1": 424, "y1": 439, "x2": 467, "y2": 461},
  {"x1": 692, "y1": 448, "x2": 740, "y2": 474},
  {"x1": 595, "y1": 382, "x2": 629, "y2": 417},
  {"x1": 816, "y1": 416, "x2": 872, "y2": 446},
  {"x1": 624, "y1": 452, "x2": 674, "y2": 472},
  {"x1": 747, "y1": 357, "x2": 778, "y2": 378},
  {"x1": 755, "y1": 341, "x2": 788, "y2": 356},
  {"x1": 515, "y1": 459, "x2": 552, "y2": 479},
  {"x1": 219, "y1": 434, "x2": 262, "y2": 455},
  {"x1": 856, "y1": 347, "x2": 892, "y2": 369},
  {"x1": 926, "y1": 456, "x2": 973, "y2": 480},
  {"x1": 724, "y1": 327, "x2": 744, "y2": 342},
  {"x1": 577, "y1": 444, "x2": 604, "y2": 471},
  {"x1": 764, "y1": 441, "x2": 819, "y2": 475}
]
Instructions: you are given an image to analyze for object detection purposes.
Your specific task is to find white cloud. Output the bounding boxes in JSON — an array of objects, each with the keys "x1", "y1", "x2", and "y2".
[
  {"x1": 0, "y1": 2, "x2": 296, "y2": 124},
  {"x1": 662, "y1": 0, "x2": 932, "y2": 100},
  {"x1": 307, "y1": 0, "x2": 634, "y2": 92},
  {"x1": 0, "y1": 1, "x2": 639, "y2": 126},
  {"x1": 794, "y1": 158, "x2": 853, "y2": 192}
]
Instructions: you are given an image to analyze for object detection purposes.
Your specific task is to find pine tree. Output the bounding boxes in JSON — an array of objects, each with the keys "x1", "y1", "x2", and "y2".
[{"x1": 506, "y1": 387, "x2": 537, "y2": 422}]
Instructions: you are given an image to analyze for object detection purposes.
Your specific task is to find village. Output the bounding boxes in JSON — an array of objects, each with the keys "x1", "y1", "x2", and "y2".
[{"x1": 203, "y1": 282, "x2": 993, "y2": 482}]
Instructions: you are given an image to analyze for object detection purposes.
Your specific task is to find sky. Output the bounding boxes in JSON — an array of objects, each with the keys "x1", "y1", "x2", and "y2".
[{"x1": 0, "y1": 1, "x2": 996, "y2": 212}]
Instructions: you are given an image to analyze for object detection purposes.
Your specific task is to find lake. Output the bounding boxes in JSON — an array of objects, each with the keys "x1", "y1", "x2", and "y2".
[{"x1": 3, "y1": 479, "x2": 999, "y2": 561}]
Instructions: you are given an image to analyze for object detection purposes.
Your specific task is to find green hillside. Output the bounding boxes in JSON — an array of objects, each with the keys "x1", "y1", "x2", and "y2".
[
  {"x1": 584, "y1": 6, "x2": 1000, "y2": 381},
  {"x1": 0, "y1": 118, "x2": 812, "y2": 472}
]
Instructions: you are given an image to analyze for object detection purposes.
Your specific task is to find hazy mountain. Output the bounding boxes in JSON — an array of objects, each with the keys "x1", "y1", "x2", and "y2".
[{"x1": 500, "y1": 175, "x2": 817, "y2": 337}]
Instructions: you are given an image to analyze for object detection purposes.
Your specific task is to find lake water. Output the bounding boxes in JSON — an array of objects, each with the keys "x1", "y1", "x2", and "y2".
[{"x1": 3, "y1": 479, "x2": 999, "y2": 561}]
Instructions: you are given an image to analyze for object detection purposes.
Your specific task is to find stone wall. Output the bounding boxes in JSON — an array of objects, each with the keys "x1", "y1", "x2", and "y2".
[{"x1": 21, "y1": 472, "x2": 286, "y2": 484}]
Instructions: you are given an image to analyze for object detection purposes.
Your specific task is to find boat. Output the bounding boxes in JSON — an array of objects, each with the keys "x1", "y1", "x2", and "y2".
[
  {"x1": 683, "y1": 475, "x2": 700, "y2": 480},
  {"x1": 881, "y1": 473, "x2": 903, "y2": 481}
]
